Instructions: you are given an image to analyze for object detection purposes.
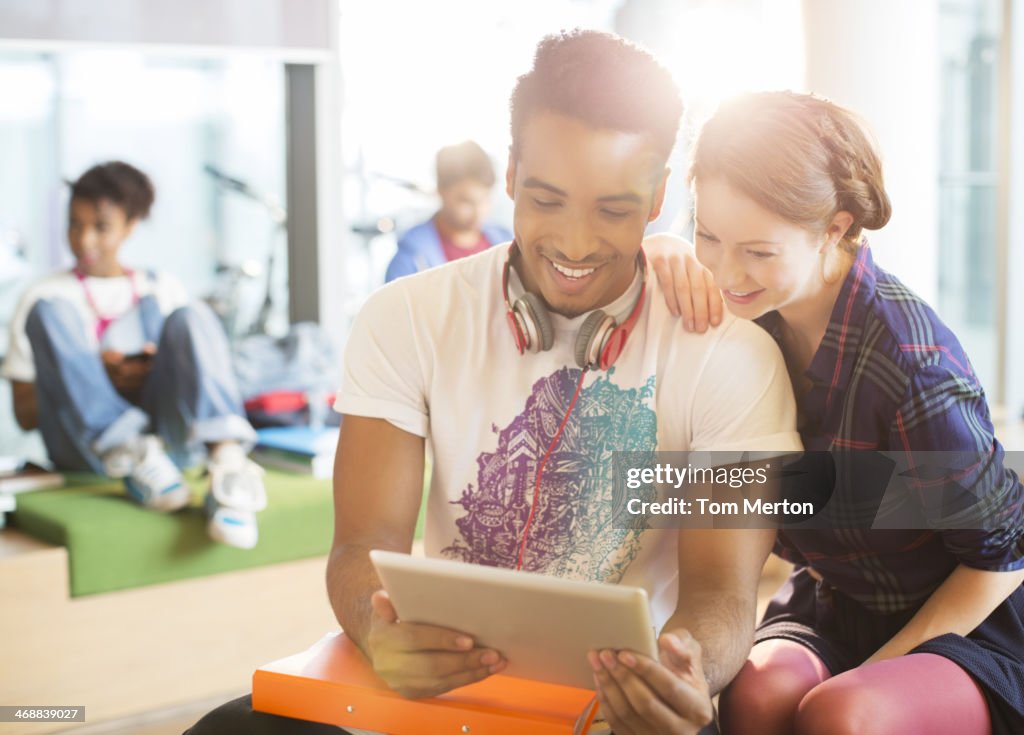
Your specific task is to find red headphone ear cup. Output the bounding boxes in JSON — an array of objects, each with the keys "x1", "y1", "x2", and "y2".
[
  {"x1": 516, "y1": 292, "x2": 555, "y2": 352},
  {"x1": 575, "y1": 310, "x2": 614, "y2": 369},
  {"x1": 506, "y1": 310, "x2": 527, "y2": 354},
  {"x1": 598, "y1": 324, "x2": 630, "y2": 370}
]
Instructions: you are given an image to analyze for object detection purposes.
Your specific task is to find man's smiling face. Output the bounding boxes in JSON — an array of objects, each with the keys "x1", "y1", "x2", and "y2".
[{"x1": 506, "y1": 111, "x2": 667, "y2": 318}]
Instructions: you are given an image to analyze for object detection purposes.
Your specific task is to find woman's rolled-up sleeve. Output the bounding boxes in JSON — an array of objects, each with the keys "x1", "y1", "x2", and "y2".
[{"x1": 889, "y1": 364, "x2": 1024, "y2": 571}]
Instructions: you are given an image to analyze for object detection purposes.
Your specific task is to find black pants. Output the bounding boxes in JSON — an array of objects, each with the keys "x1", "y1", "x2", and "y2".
[
  {"x1": 184, "y1": 693, "x2": 721, "y2": 734},
  {"x1": 184, "y1": 695, "x2": 349, "y2": 734}
]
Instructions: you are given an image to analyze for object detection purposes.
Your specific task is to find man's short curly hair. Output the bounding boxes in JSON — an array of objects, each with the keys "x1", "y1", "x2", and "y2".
[{"x1": 510, "y1": 29, "x2": 682, "y2": 165}]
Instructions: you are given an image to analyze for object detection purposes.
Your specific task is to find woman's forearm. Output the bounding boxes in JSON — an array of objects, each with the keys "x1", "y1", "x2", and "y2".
[{"x1": 866, "y1": 563, "x2": 1024, "y2": 664}]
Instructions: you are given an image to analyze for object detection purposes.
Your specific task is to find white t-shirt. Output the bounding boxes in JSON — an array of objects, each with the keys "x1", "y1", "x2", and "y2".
[
  {"x1": 335, "y1": 244, "x2": 801, "y2": 630},
  {"x1": 1, "y1": 269, "x2": 189, "y2": 383}
]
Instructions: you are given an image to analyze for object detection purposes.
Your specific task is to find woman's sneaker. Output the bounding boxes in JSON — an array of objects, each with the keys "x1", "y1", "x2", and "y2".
[
  {"x1": 102, "y1": 435, "x2": 189, "y2": 512},
  {"x1": 205, "y1": 443, "x2": 266, "y2": 550}
]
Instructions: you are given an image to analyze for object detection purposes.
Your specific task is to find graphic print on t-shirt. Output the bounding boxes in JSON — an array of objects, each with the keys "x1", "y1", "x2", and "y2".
[{"x1": 442, "y1": 367, "x2": 658, "y2": 581}]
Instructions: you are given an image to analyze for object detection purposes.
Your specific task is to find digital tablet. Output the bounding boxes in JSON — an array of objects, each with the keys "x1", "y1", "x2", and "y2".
[{"x1": 369, "y1": 549, "x2": 658, "y2": 690}]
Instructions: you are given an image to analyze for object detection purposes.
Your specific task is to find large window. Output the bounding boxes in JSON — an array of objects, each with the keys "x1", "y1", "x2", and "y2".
[{"x1": 938, "y1": 0, "x2": 1002, "y2": 395}]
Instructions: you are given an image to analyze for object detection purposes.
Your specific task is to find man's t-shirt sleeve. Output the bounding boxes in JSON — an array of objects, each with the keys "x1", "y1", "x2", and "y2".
[
  {"x1": 689, "y1": 319, "x2": 802, "y2": 453},
  {"x1": 333, "y1": 283, "x2": 430, "y2": 438}
]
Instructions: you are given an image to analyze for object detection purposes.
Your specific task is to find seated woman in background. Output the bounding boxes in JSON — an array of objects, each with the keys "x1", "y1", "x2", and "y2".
[
  {"x1": 1, "y1": 161, "x2": 266, "y2": 549},
  {"x1": 648, "y1": 91, "x2": 1024, "y2": 734}
]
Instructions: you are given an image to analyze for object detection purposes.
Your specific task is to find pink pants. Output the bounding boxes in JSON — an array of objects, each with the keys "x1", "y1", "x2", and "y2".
[{"x1": 719, "y1": 639, "x2": 991, "y2": 735}]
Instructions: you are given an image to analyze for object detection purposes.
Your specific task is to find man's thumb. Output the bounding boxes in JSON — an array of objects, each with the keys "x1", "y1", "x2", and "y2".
[{"x1": 370, "y1": 589, "x2": 398, "y2": 623}]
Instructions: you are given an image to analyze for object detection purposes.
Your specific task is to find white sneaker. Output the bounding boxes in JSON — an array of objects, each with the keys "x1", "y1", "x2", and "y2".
[
  {"x1": 101, "y1": 438, "x2": 141, "y2": 479},
  {"x1": 205, "y1": 443, "x2": 266, "y2": 549},
  {"x1": 105, "y1": 435, "x2": 190, "y2": 512}
]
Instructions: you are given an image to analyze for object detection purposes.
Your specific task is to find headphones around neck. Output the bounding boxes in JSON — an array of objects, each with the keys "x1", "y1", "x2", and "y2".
[{"x1": 502, "y1": 244, "x2": 647, "y2": 371}]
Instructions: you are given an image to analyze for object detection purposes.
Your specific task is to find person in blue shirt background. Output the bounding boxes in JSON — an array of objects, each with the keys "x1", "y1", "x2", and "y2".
[{"x1": 384, "y1": 140, "x2": 511, "y2": 282}]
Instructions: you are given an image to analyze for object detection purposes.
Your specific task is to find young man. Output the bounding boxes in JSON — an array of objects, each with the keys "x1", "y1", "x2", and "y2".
[
  {"x1": 187, "y1": 30, "x2": 799, "y2": 734},
  {"x1": 384, "y1": 140, "x2": 511, "y2": 282}
]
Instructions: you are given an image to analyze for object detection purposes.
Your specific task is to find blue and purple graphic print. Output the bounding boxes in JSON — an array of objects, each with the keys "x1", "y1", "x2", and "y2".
[{"x1": 442, "y1": 367, "x2": 658, "y2": 582}]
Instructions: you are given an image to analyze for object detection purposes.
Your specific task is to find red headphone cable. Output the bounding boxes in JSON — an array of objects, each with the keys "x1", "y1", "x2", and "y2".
[{"x1": 514, "y1": 367, "x2": 589, "y2": 571}]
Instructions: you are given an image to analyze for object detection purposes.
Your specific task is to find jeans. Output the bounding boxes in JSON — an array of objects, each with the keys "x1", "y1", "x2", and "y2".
[{"x1": 25, "y1": 296, "x2": 256, "y2": 472}]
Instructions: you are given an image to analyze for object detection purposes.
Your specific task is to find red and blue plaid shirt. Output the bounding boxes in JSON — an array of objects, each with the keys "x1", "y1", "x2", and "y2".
[{"x1": 757, "y1": 243, "x2": 1024, "y2": 614}]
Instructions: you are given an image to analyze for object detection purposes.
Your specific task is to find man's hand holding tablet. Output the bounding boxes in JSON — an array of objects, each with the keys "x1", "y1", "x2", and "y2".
[
  {"x1": 590, "y1": 628, "x2": 714, "y2": 735},
  {"x1": 365, "y1": 587, "x2": 507, "y2": 699}
]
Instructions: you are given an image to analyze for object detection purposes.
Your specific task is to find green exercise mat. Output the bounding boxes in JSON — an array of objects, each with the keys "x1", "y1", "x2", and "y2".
[{"x1": 12, "y1": 468, "x2": 334, "y2": 597}]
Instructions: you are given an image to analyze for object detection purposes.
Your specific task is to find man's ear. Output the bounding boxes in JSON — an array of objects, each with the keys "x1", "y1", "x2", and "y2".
[
  {"x1": 505, "y1": 147, "x2": 516, "y2": 201},
  {"x1": 647, "y1": 167, "x2": 671, "y2": 223}
]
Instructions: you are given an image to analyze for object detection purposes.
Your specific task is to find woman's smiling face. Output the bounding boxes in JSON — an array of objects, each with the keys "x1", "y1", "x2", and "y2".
[{"x1": 693, "y1": 176, "x2": 828, "y2": 319}]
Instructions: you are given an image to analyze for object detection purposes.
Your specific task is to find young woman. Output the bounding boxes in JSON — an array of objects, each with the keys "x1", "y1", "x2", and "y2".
[
  {"x1": 2, "y1": 161, "x2": 266, "y2": 549},
  {"x1": 650, "y1": 91, "x2": 1024, "y2": 734}
]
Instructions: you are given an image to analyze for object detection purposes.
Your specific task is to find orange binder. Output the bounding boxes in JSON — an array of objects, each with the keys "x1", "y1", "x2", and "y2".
[{"x1": 253, "y1": 632, "x2": 601, "y2": 734}]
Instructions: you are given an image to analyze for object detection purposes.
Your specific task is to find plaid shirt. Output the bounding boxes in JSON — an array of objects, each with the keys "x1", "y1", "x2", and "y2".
[{"x1": 757, "y1": 244, "x2": 1024, "y2": 614}]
